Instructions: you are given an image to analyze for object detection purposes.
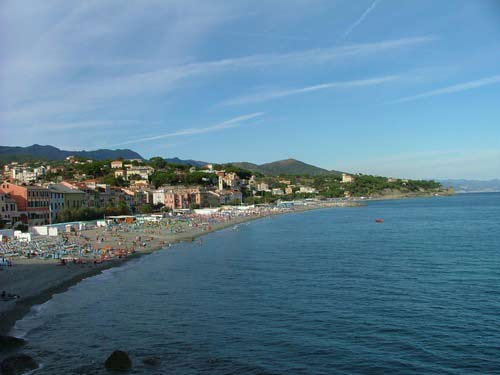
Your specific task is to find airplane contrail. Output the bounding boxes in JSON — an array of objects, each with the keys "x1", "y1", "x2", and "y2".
[{"x1": 344, "y1": 0, "x2": 382, "y2": 38}]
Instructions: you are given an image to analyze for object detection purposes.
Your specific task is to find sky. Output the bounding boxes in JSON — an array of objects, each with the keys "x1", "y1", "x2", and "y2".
[{"x1": 1, "y1": 0, "x2": 500, "y2": 180}]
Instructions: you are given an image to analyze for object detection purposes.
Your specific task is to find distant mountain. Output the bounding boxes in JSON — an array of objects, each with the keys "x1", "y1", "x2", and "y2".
[
  {"x1": 439, "y1": 179, "x2": 500, "y2": 193},
  {"x1": 164, "y1": 157, "x2": 207, "y2": 167},
  {"x1": 0, "y1": 144, "x2": 143, "y2": 162},
  {"x1": 233, "y1": 158, "x2": 341, "y2": 176}
]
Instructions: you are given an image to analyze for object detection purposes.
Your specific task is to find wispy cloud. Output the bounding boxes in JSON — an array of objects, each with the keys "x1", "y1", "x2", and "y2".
[
  {"x1": 344, "y1": 0, "x2": 382, "y2": 38},
  {"x1": 111, "y1": 112, "x2": 265, "y2": 146},
  {"x1": 222, "y1": 75, "x2": 401, "y2": 106},
  {"x1": 390, "y1": 75, "x2": 500, "y2": 103},
  {"x1": 2, "y1": 36, "x2": 434, "y2": 124}
]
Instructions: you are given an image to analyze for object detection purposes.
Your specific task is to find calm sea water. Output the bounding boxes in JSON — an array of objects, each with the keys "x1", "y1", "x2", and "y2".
[{"x1": 11, "y1": 193, "x2": 500, "y2": 374}]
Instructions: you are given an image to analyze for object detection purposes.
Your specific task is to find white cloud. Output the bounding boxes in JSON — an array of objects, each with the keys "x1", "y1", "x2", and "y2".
[
  {"x1": 111, "y1": 112, "x2": 265, "y2": 146},
  {"x1": 390, "y1": 75, "x2": 500, "y2": 103},
  {"x1": 222, "y1": 75, "x2": 401, "y2": 106}
]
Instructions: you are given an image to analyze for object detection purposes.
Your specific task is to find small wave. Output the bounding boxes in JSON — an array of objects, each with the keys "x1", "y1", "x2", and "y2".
[
  {"x1": 26, "y1": 362, "x2": 44, "y2": 374},
  {"x1": 10, "y1": 301, "x2": 52, "y2": 338}
]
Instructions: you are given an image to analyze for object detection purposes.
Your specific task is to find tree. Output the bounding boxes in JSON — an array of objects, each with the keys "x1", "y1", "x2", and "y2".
[
  {"x1": 139, "y1": 204, "x2": 152, "y2": 214},
  {"x1": 150, "y1": 171, "x2": 176, "y2": 188},
  {"x1": 149, "y1": 156, "x2": 167, "y2": 170}
]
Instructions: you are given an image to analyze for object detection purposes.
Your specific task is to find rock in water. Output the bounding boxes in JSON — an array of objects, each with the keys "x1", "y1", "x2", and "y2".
[
  {"x1": 0, "y1": 354, "x2": 38, "y2": 375},
  {"x1": 0, "y1": 336, "x2": 27, "y2": 352},
  {"x1": 142, "y1": 356, "x2": 160, "y2": 367},
  {"x1": 104, "y1": 350, "x2": 132, "y2": 371}
]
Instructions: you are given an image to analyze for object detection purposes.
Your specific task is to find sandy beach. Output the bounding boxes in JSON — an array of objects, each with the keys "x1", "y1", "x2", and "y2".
[{"x1": 0, "y1": 202, "x2": 355, "y2": 335}]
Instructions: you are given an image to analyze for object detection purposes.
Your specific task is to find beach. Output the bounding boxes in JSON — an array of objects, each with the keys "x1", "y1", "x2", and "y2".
[{"x1": 0, "y1": 201, "x2": 356, "y2": 335}]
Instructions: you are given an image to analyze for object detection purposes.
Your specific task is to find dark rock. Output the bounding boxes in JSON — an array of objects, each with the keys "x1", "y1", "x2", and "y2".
[
  {"x1": 104, "y1": 350, "x2": 132, "y2": 371},
  {"x1": 0, "y1": 354, "x2": 38, "y2": 375},
  {"x1": 142, "y1": 356, "x2": 160, "y2": 367},
  {"x1": 0, "y1": 336, "x2": 27, "y2": 352}
]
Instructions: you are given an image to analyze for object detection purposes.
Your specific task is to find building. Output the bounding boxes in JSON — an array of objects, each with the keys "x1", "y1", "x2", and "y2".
[
  {"x1": 158, "y1": 186, "x2": 220, "y2": 210},
  {"x1": 218, "y1": 190, "x2": 243, "y2": 205},
  {"x1": 217, "y1": 171, "x2": 240, "y2": 191},
  {"x1": 152, "y1": 189, "x2": 166, "y2": 205},
  {"x1": 341, "y1": 173, "x2": 355, "y2": 184},
  {"x1": 114, "y1": 169, "x2": 127, "y2": 179},
  {"x1": 285, "y1": 186, "x2": 293, "y2": 195},
  {"x1": 111, "y1": 160, "x2": 124, "y2": 169},
  {"x1": 0, "y1": 182, "x2": 50, "y2": 226},
  {"x1": 272, "y1": 188, "x2": 284, "y2": 196},
  {"x1": 256, "y1": 182, "x2": 270, "y2": 192},
  {"x1": 47, "y1": 184, "x2": 86, "y2": 223},
  {"x1": 121, "y1": 189, "x2": 148, "y2": 212},
  {"x1": 299, "y1": 186, "x2": 317, "y2": 194},
  {"x1": 0, "y1": 190, "x2": 19, "y2": 227},
  {"x1": 10, "y1": 165, "x2": 46, "y2": 184},
  {"x1": 126, "y1": 166, "x2": 154, "y2": 180}
]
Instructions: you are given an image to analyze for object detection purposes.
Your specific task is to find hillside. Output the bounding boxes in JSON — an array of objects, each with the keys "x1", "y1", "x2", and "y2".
[
  {"x1": 233, "y1": 158, "x2": 339, "y2": 176},
  {"x1": 164, "y1": 157, "x2": 207, "y2": 167},
  {"x1": 0, "y1": 144, "x2": 143, "y2": 162}
]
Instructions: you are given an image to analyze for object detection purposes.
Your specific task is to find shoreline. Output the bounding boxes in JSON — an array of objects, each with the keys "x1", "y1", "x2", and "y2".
[{"x1": 0, "y1": 202, "x2": 349, "y2": 335}]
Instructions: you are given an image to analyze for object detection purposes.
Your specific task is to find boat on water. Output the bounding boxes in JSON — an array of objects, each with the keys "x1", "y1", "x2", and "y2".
[{"x1": 375, "y1": 219, "x2": 384, "y2": 223}]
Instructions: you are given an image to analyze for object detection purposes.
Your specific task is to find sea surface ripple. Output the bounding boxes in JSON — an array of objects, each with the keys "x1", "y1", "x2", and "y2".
[{"x1": 11, "y1": 193, "x2": 500, "y2": 374}]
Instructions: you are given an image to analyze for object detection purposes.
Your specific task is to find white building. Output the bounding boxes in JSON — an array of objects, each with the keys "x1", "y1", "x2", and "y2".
[
  {"x1": 341, "y1": 173, "x2": 355, "y2": 184},
  {"x1": 257, "y1": 182, "x2": 270, "y2": 192},
  {"x1": 299, "y1": 186, "x2": 317, "y2": 194},
  {"x1": 272, "y1": 188, "x2": 284, "y2": 196},
  {"x1": 126, "y1": 166, "x2": 154, "y2": 180},
  {"x1": 152, "y1": 190, "x2": 166, "y2": 205}
]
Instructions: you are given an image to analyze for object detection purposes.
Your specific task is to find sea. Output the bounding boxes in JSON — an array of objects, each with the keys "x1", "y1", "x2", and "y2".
[{"x1": 10, "y1": 193, "x2": 500, "y2": 374}]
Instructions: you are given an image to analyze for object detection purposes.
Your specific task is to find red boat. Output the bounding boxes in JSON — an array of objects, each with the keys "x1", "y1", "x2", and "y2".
[{"x1": 375, "y1": 219, "x2": 384, "y2": 223}]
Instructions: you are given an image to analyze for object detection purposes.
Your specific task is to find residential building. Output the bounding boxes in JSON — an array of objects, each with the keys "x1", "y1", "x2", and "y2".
[
  {"x1": 0, "y1": 182, "x2": 50, "y2": 226},
  {"x1": 126, "y1": 166, "x2": 154, "y2": 180},
  {"x1": 272, "y1": 188, "x2": 284, "y2": 196},
  {"x1": 111, "y1": 160, "x2": 124, "y2": 169},
  {"x1": 0, "y1": 190, "x2": 19, "y2": 226},
  {"x1": 218, "y1": 190, "x2": 243, "y2": 205},
  {"x1": 10, "y1": 165, "x2": 46, "y2": 184},
  {"x1": 160, "y1": 186, "x2": 220, "y2": 210},
  {"x1": 47, "y1": 184, "x2": 86, "y2": 222},
  {"x1": 114, "y1": 169, "x2": 127, "y2": 179},
  {"x1": 122, "y1": 189, "x2": 148, "y2": 212},
  {"x1": 341, "y1": 173, "x2": 355, "y2": 184},
  {"x1": 217, "y1": 171, "x2": 240, "y2": 190},
  {"x1": 257, "y1": 182, "x2": 270, "y2": 192},
  {"x1": 299, "y1": 186, "x2": 318, "y2": 194},
  {"x1": 152, "y1": 189, "x2": 166, "y2": 205}
]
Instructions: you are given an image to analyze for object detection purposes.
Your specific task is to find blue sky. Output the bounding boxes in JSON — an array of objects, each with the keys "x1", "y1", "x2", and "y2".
[{"x1": 1, "y1": 0, "x2": 499, "y2": 179}]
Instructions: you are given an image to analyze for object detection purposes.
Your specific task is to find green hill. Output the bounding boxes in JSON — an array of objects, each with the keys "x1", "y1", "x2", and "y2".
[
  {"x1": 0, "y1": 144, "x2": 143, "y2": 163},
  {"x1": 233, "y1": 158, "x2": 340, "y2": 176}
]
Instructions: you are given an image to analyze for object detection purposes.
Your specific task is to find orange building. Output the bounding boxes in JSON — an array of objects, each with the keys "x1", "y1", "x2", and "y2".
[{"x1": 0, "y1": 182, "x2": 50, "y2": 226}]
